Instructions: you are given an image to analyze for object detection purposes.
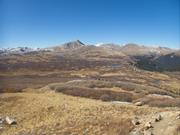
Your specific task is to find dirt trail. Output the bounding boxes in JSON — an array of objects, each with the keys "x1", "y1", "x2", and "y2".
[
  {"x1": 130, "y1": 110, "x2": 180, "y2": 135},
  {"x1": 152, "y1": 111, "x2": 180, "y2": 135}
]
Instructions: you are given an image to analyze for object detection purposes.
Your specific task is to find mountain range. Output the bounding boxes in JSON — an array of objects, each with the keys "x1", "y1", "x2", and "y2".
[
  {"x1": 0, "y1": 40, "x2": 180, "y2": 71},
  {"x1": 0, "y1": 40, "x2": 176, "y2": 55}
]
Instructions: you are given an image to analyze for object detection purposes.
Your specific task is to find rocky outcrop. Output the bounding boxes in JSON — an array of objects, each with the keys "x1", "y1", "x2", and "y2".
[
  {"x1": 154, "y1": 114, "x2": 162, "y2": 122},
  {"x1": 132, "y1": 117, "x2": 141, "y2": 125},
  {"x1": 176, "y1": 114, "x2": 180, "y2": 119},
  {"x1": 134, "y1": 102, "x2": 143, "y2": 106}
]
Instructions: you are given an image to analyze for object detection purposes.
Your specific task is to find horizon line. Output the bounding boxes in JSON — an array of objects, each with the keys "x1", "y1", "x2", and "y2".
[{"x1": 0, "y1": 40, "x2": 180, "y2": 50}]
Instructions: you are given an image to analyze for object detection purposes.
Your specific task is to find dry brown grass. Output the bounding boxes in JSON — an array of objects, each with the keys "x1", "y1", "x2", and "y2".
[
  {"x1": 46, "y1": 78, "x2": 179, "y2": 105},
  {"x1": 1, "y1": 62, "x2": 180, "y2": 98},
  {"x1": 0, "y1": 92, "x2": 161, "y2": 135},
  {"x1": 149, "y1": 98, "x2": 180, "y2": 107},
  {"x1": 98, "y1": 118, "x2": 134, "y2": 135},
  {"x1": 49, "y1": 84, "x2": 134, "y2": 102}
]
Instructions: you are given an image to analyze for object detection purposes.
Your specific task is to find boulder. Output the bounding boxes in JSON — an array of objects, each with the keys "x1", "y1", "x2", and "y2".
[
  {"x1": 176, "y1": 114, "x2": 180, "y2": 119},
  {"x1": 132, "y1": 117, "x2": 140, "y2": 125},
  {"x1": 135, "y1": 102, "x2": 143, "y2": 106},
  {"x1": 5, "y1": 116, "x2": 17, "y2": 125},
  {"x1": 154, "y1": 114, "x2": 162, "y2": 122},
  {"x1": 144, "y1": 122, "x2": 153, "y2": 130},
  {"x1": 0, "y1": 117, "x2": 4, "y2": 130}
]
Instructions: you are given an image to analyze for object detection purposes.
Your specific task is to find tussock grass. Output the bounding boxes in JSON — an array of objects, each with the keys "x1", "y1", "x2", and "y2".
[{"x1": 0, "y1": 92, "x2": 155, "y2": 135}]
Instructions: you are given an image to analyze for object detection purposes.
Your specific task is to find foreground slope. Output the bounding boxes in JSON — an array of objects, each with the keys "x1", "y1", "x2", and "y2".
[{"x1": 0, "y1": 91, "x2": 179, "y2": 135}]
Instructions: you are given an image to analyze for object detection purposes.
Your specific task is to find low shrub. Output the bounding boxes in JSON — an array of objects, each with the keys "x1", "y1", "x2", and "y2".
[
  {"x1": 100, "y1": 94, "x2": 111, "y2": 101},
  {"x1": 103, "y1": 118, "x2": 134, "y2": 135},
  {"x1": 55, "y1": 85, "x2": 134, "y2": 102},
  {"x1": 133, "y1": 96, "x2": 180, "y2": 107},
  {"x1": 149, "y1": 98, "x2": 180, "y2": 107}
]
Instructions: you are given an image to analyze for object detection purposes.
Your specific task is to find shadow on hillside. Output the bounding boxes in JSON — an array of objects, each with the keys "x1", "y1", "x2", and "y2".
[{"x1": 134, "y1": 54, "x2": 180, "y2": 72}]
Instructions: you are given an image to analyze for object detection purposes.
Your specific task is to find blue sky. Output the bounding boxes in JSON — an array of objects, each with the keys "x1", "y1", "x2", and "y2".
[{"x1": 0, "y1": 0, "x2": 179, "y2": 49}]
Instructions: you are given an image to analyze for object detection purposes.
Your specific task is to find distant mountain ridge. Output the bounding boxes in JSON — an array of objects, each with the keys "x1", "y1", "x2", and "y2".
[
  {"x1": 119, "y1": 43, "x2": 174, "y2": 56},
  {"x1": 1, "y1": 40, "x2": 179, "y2": 71},
  {"x1": 0, "y1": 47, "x2": 37, "y2": 55},
  {"x1": 0, "y1": 40, "x2": 179, "y2": 71},
  {"x1": 0, "y1": 40, "x2": 176, "y2": 55}
]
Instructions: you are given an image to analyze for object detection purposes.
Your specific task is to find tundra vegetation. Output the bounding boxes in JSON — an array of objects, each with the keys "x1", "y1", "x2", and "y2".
[{"x1": 0, "y1": 41, "x2": 180, "y2": 135}]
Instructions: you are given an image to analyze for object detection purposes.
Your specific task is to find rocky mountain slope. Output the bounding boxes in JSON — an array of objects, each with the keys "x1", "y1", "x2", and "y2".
[{"x1": 120, "y1": 43, "x2": 174, "y2": 56}]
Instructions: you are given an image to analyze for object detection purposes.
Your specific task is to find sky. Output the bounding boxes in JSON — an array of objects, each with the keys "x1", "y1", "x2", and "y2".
[{"x1": 0, "y1": 0, "x2": 179, "y2": 49}]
